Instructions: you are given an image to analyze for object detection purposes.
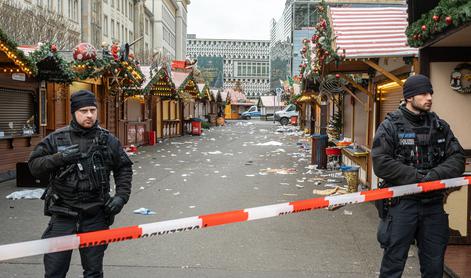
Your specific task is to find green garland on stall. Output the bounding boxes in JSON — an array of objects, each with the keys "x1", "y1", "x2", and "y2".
[
  {"x1": 0, "y1": 28, "x2": 37, "y2": 75},
  {"x1": 73, "y1": 57, "x2": 144, "y2": 89},
  {"x1": 299, "y1": 0, "x2": 343, "y2": 82},
  {"x1": 29, "y1": 43, "x2": 75, "y2": 83},
  {"x1": 406, "y1": 0, "x2": 471, "y2": 48},
  {"x1": 142, "y1": 67, "x2": 176, "y2": 95}
]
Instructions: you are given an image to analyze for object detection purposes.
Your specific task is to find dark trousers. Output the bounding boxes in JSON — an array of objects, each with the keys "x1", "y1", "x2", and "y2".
[
  {"x1": 42, "y1": 210, "x2": 109, "y2": 278},
  {"x1": 377, "y1": 198, "x2": 449, "y2": 278}
]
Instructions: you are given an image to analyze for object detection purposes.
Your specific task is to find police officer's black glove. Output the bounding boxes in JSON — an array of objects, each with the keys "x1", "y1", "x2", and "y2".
[
  {"x1": 421, "y1": 169, "x2": 440, "y2": 182},
  {"x1": 56, "y1": 144, "x2": 81, "y2": 165},
  {"x1": 104, "y1": 196, "x2": 125, "y2": 215}
]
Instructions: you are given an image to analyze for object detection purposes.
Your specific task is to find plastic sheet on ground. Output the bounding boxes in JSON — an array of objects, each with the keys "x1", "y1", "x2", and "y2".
[
  {"x1": 6, "y1": 189, "x2": 45, "y2": 200},
  {"x1": 133, "y1": 208, "x2": 156, "y2": 215},
  {"x1": 256, "y1": 141, "x2": 283, "y2": 146}
]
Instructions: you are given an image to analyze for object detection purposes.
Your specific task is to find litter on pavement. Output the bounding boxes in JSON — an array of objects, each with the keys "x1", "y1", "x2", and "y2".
[
  {"x1": 6, "y1": 189, "x2": 45, "y2": 200},
  {"x1": 256, "y1": 141, "x2": 283, "y2": 146},
  {"x1": 133, "y1": 208, "x2": 156, "y2": 215},
  {"x1": 259, "y1": 168, "x2": 297, "y2": 175}
]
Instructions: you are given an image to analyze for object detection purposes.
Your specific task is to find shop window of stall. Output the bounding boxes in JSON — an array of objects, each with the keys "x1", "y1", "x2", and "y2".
[
  {"x1": 0, "y1": 88, "x2": 35, "y2": 136},
  {"x1": 126, "y1": 97, "x2": 143, "y2": 122},
  {"x1": 163, "y1": 100, "x2": 170, "y2": 120}
]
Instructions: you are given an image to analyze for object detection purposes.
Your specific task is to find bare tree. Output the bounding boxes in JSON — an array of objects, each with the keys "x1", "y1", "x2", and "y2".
[{"x1": 0, "y1": 0, "x2": 80, "y2": 50}]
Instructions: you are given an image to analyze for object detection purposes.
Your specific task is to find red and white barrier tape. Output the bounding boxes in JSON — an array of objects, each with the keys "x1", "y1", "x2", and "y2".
[{"x1": 0, "y1": 176, "x2": 470, "y2": 261}]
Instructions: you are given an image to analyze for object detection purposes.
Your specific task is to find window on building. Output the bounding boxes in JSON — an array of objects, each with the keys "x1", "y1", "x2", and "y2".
[
  {"x1": 129, "y1": 2, "x2": 133, "y2": 20},
  {"x1": 145, "y1": 18, "x2": 149, "y2": 35},
  {"x1": 47, "y1": 0, "x2": 52, "y2": 11},
  {"x1": 124, "y1": 0, "x2": 127, "y2": 16},
  {"x1": 111, "y1": 0, "x2": 114, "y2": 7},
  {"x1": 57, "y1": 0, "x2": 63, "y2": 15},
  {"x1": 122, "y1": 0, "x2": 125, "y2": 14},
  {"x1": 125, "y1": 27, "x2": 128, "y2": 42},
  {"x1": 117, "y1": 0, "x2": 119, "y2": 11},
  {"x1": 129, "y1": 30, "x2": 133, "y2": 41},
  {"x1": 104, "y1": 15, "x2": 109, "y2": 36},
  {"x1": 116, "y1": 22, "x2": 120, "y2": 40},
  {"x1": 122, "y1": 25, "x2": 124, "y2": 42},
  {"x1": 111, "y1": 19, "x2": 115, "y2": 39}
]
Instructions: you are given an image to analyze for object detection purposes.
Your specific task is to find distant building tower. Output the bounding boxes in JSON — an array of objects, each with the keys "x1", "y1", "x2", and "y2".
[{"x1": 186, "y1": 35, "x2": 270, "y2": 99}]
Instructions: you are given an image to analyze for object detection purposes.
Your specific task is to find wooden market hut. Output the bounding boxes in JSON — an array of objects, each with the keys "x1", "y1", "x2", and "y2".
[
  {"x1": 301, "y1": 4, "x2": 417, "y2": 184},
  {"x1": 196, "y1": 83, "x2": 212, "y2": 120},
  {"x1": 407, "y1": 0, "x2": 471, "y2": 272},
  {"x1": 172, "y1": 69, "x2": 198, "y2": 134},
  {"x1": 221, "y1": 82, "x2": 253, "y2": 120},
  {"x1": 140, "y1": 65, "x2": 178, "y2": 140},
  {"x1": 0, "y1": 29, "x2": 40, "y2": 182}
]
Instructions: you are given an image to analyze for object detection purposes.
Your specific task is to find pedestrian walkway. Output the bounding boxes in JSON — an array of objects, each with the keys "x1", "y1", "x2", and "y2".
[{"x1": 0, "y1": 121, "x2": 422, "y2": 277}]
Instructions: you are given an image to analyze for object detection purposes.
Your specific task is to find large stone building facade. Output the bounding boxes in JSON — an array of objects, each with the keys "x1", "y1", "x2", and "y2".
[
  {"x1": 186, "y1": 35, "x2": 270, "y2": 99},
  {"x1": 1, "y1": 0, "x2": 189, "y2": 63}
]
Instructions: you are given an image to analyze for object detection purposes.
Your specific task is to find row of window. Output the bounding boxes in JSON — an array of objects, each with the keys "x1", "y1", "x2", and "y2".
[
  {"x1": 163, "y1": 26, "x2": 176, "y2": 49},
  {"x1": 187, "y1": 40, "x2": 270, "y2": 48},
  {"x1": 104, "y1": 17, "x2": 133, "y2": 43},
  {"x1": 235, "y1": 62, "x2": 270, "y2": 78},
  {"x1": 106, "y1": 0, "x2": 134, "y2": 21},
  {"x1": 33, "y1": 0, "x2": 79, "y2": 22}
]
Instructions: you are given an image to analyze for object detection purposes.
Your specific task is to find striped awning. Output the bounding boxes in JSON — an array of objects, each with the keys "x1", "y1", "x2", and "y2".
[{"x1": 330, "y1": 7, "x2": 418, "y2": 59}]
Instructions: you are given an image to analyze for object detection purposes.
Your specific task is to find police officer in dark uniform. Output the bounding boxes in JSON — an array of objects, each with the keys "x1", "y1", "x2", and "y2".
[
  {"x1": 29, "y1": 90, "x2": 133, "y2": 278},
  {"x1": 372, "y1": 74, "x2": 465, "y2": 278}
]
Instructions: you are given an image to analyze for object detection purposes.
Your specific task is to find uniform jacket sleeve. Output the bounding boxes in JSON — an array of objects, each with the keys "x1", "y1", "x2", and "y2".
[
  {"x1": 109, "y1": 136, "x2": 133, "y2": 203},
  {"x1": 371, "y1": 120, "x2": 423, "y2": 186},
  {"x1": 429, "y1": 120, "x2": 465, "y2": 180},
  {"x1": 28, "y1": 135, "x2": 63, "y2": 178}
]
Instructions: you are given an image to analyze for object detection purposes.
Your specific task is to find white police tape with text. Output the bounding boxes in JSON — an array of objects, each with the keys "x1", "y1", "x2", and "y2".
[{"x1": 0, "y1": 176, "x2": 469, "y2": 261}]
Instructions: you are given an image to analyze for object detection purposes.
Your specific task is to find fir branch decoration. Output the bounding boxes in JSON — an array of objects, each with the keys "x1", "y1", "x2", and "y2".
[
  {"x1": 406, "y1": 0, "x2": 471, "y2": 47},
  {"x1": 0, "y1": 27, "x2": 37, "y2": 75},
  {"x1": 29, "y1": 43, "x2": 75, "y2": 83}
]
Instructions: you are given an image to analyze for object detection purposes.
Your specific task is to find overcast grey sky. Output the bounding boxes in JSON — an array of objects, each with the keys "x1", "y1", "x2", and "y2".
[{"x1": 187, "y1": 0, "x2": 286, "y2": 40}]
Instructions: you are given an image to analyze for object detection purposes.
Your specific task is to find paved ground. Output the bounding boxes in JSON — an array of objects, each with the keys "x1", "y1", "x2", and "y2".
[{"x1": 0, "y1": 120, "x2": 422, "y2": 277}]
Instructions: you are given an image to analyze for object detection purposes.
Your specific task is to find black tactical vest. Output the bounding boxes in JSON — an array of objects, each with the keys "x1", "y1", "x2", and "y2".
[
  {"x1": 49, "y1": 126, "x2": 112, "y2": 210},
  {"x1": 387, "y1": 110, "x2": 447, "y2": 171}
]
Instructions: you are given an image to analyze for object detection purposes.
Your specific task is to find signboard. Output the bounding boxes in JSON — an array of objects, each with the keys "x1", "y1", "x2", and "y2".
[
  {"x1": 12, "y1": 73, "x2": 26, "y2": 81},
  {"x1": 197, "y1": 56, "x2": 224, "y2": 89}
]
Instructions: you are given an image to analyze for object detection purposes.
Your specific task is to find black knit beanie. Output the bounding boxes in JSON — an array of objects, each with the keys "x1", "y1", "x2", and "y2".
[
  {"x1": 70, "y1": 90, "x2": 97, "y2": 113},
  {"x1": 403, "y1": 74, "x2": 433, "y2": 99}
]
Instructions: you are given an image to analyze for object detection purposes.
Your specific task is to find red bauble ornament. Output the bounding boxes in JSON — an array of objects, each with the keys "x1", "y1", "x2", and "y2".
[
  {"x1": 421, "y1": 25, "x2": 427, "y2": 31},
  {"x1": 73, "y1": 43, "x2": 97, "y2": 61},
  {"x1": 446, "y1": 16, "x2": 453, "y2": 25},
  {"x1": 50, "y1": 44, "x2": 57, "y2": 53},
  {"x1": 311, "y1": 35, "x2": 318, "y2": 42},
  {"x1": 335, "y1": 74, "x2": 340, "y2": 79},
  {"x1": 432, "y1": 15, "x2": 440, "y2": 22}
]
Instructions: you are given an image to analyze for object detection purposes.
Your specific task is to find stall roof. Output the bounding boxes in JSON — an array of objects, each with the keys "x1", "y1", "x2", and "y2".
[
  {"x1": 330, "y1": 7, "x2": 417, "y2": 58},
  {"x1": 171, "y1": 70, "x2": 190, "y2": 89},
  {"x1": 140, "y1": 66, "x2": 152, "y2": 89},
  {"x1": 258, "y1": 96, "x2": 285, "y2": 107}
]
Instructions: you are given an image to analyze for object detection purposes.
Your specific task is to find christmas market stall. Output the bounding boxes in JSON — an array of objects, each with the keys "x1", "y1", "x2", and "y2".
[
  {"x1": 24, "y1": 43, "x2": 75, "y2": 134},
  {"x1": 299, "y1": 3, "x2": 417, "y2": 184},
  {"x1": 172, "y1": 61, "x2": 199, "y2": 135},
  {"x1": 0, "y1": 28, "x2": 39, "y2": 181},
  {"x1": 407, "y1": 0, "x2": 471, "y2": 268},
  {"x1": 196, "y1": 82, "x2": 212, "y2": 120},
  {"x1": 222, "y1": 81, "x2": 253, "y2": 120},
  {"x1": 72, "y1": 42, "x2": 144, "y2": 146},
  {"x1": 140, "y1": 64, "x2": 177, "y2": 140}
]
